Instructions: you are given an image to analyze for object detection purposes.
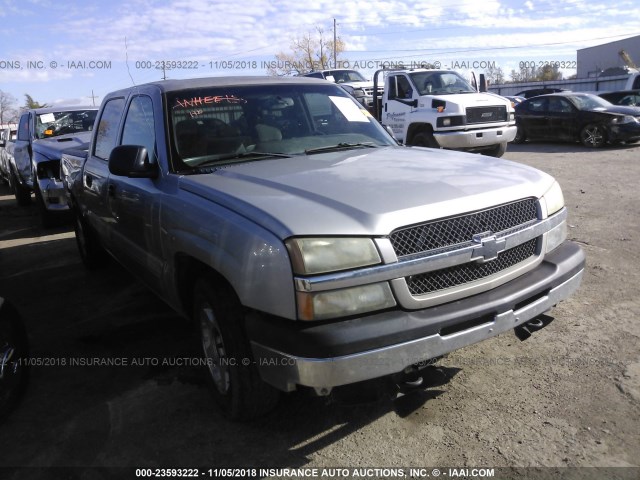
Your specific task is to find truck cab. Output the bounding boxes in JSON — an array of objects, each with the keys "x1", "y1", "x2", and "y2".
[{"x1": 374, "y1": 69, "x2": 517, "y2": 157}]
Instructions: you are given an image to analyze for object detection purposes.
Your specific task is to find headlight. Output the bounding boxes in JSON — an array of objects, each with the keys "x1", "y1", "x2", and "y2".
[
  {"x1": 286, "y1": 237, "x2": 381, "y2": 275},
  {"x1": 542, "y1": 181, "x2": 564, "y2": 216},
  {"x1": 611, "y1": 115, "x2": 638, "y2": 124},
  {"x1": 297, "y1": 283, "x2": 396, "y2": 321},
  {"x1": 542, "y1": 181, "x2": 567, "y2": 253}
]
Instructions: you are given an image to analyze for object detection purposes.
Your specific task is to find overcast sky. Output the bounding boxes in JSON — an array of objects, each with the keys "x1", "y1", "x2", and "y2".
[{"x1": 1, "y1": 0, "x2": 639, "y2": 108}]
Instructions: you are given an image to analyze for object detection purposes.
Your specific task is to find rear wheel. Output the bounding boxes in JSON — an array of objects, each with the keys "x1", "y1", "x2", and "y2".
[
  {"x1": 580, "y1": 124, "x2": 606, "y2": 148},
  {"x1": 194, "y1": 276, "x2": 279, "y2": 420}
]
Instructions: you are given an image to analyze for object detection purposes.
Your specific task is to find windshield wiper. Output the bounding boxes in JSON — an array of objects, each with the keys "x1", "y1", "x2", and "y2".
[
  {"x1": 194, "y1": 151, "x2": 292, "y2": 168},
  {"x1": 305, "y1": 142, "x2": 378, "y2": 155}
]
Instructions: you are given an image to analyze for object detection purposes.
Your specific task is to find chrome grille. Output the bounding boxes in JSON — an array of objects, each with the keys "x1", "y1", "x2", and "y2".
[
  {"x1": 466, "y1": 106, "x2": 507, "y2": 124},
  {"x1": 407, "y1": 239, "x2": 538, "y2": 295},
  {"x1": 389, "y1": 198, "x2": 538, "y2": 258}
]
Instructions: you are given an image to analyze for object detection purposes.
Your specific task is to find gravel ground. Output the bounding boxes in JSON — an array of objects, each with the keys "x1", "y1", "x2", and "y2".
[{"x1": 0, "y1": 141, "x2": 638, "y2": 480}]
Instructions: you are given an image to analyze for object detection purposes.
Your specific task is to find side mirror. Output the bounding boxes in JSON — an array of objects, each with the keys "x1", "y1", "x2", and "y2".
[{"x1": 108, "y1": 145, "x2": 158, "y2": 178}]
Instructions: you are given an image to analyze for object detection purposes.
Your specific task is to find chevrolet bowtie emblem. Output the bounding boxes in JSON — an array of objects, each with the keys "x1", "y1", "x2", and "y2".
[{"x1": 471, "y1": 232, "x2": 506, "y2": 263}]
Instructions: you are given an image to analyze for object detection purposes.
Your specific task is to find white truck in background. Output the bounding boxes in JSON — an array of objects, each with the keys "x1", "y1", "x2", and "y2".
[
  {"x1": 303, "y1": 69, "x2": 383, "y2": 113},
  {"x1": 373, "y1": 68, "x2": 516, "y2": 157}
]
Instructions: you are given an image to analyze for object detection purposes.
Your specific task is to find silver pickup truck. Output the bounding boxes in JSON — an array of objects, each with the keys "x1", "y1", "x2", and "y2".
[{"x1": 70, "y1": 76, "x2": 585, "y2": 419}]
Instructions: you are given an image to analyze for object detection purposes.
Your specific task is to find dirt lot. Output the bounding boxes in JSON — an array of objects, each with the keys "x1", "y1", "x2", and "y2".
[{"x1": 0, "y1": 142, "x2": 639, "y2": 479}]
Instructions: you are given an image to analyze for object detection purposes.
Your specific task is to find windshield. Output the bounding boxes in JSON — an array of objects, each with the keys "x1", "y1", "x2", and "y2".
[
  {"x1": 168, "y1": 83, "x2": 395, "y2": 170},
  {"x1": 566, "y1": 94, "x2": 614, "y2": 110},
  {"x1": 324, "y1": 70, "x2": 367, "y2": 83},
  {"x1": 409, "y1": 71, "x2": 476, "y2": 95},
  {"x1": 35, "y1": 109, "x2": 97, "y2": 139}
]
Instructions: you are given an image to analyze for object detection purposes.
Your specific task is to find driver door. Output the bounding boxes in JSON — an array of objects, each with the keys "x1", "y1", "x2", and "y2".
[{"x1": 383, "y1": 74, "x2": 415, "y2": 139}]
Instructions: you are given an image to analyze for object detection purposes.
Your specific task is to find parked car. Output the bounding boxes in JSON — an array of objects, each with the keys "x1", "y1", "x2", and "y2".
[
  {"x1": 10, "y1": 106, "x2": 98, "y2": 225},
  {"x1": 514, "y1": 92, "x2": 640, "y2": 147},
  {"x1": 515, "y1": 88, "x2": 569, "y2": 99},
  {"x1": 68, "y1": 76, "x2": 584, "y2": 419},
  {"x1": 504, "y1": 95, "x2": 525, "y2": 107},
  {"x1": 597, "y1": 89, "x2": 640, "y2": 107},
  {"x1": 0, "y1": 127, "x2": 17, "y2": 185},
  {"x1": 0, "y1": 297, "x2": 29, "y2": 423}
]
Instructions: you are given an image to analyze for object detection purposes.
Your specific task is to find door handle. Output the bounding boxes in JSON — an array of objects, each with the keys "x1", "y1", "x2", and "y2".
[{"x1": 108, "y1": 184, "x2": 116, "y2": 197}]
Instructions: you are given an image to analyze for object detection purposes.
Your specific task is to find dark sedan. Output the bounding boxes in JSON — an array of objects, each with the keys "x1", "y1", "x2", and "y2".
[
  {"x1": 513, "y1": 92, "x2": 640, "y2": 147},
  {"x1": 597, "y1": 90, "x2": 640, "y2": 107}
]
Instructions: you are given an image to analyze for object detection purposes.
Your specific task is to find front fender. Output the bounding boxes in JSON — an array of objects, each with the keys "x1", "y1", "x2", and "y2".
[{"x1": 164, "y1": 193, "x2": 297, "y2": 320}]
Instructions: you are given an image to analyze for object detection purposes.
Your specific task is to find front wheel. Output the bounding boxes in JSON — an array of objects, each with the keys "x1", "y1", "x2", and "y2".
[
  {"x1": 194, "y1": 277, "x2": 279, "y2": 420},
  {"x1": 483, "y1": 142, "x2": 507, "y2": 158},
  {"x1": 11, "y1": 172, "x2": 31, "y2": 206},
  {"x1": 580, "y1": 124, "x2": 606, "y2": 148},
  {"x1": 513, "y1": 125, "x2": 526, "y2": 144},
  {"x1": 0, "y1": 299, "x2": 30, "y2": 423},
  {"x1": 74, "y1": 212, "x2": 107, "y2": 269},
  {"x1": 410, "y1": 132, "x2": 440, "y2": 148}
]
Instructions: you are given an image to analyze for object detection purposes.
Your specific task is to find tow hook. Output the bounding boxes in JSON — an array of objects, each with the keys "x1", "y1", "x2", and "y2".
[{"x1": 514, "y1": 314, "x2": 554, "y2": 341}]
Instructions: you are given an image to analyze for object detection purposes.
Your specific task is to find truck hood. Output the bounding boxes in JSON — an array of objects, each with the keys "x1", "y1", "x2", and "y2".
[
  {"x1": 343, "y1": 81, "x2": 375, "y2": 89},
  {"x1": 179, "y1": 146, "x2": 554, "y2": 238},
  {"x1": 418, "y1": 92, "x2": 510, "y2": 111},
  {"x1": 32, "y1": 131, "x2": 93, "y2": 161}
]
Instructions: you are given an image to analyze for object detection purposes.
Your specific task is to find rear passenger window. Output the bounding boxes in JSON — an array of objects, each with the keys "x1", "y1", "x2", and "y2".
[
  {"x1": 122, "y1": 96, "x2": 157, "y2": 164},
  {"x1": 94, "y1": 98, "x2": 125, "y2": 160}
]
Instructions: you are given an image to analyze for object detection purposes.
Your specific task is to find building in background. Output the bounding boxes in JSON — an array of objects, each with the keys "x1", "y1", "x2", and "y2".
[{"x1": 578, "y1": 35, "x2": 640, "y2": 78}]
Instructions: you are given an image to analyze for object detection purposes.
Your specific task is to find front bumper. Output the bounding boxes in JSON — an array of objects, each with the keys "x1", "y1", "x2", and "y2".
[
  {"x1": 37, "y1": 178, "x2": 70, "y2": 212},
  {"x1": 249, "y1": 241, "x2": 585, "y2": 393},
  {"x1": 608, "y1": 122, "x2": 640, "y2": 143},
  {"x1": 434, "y1": 125, "x2": 517, "y2": 149}
]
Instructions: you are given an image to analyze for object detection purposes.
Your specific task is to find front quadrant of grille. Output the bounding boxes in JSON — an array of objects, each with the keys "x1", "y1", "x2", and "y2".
[{"x1": 389, "y1": 198, "x2": 538, "y2": 258}]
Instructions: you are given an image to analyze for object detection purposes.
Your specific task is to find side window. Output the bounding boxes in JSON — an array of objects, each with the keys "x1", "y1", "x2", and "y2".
[
  {"x1": 527, "y1": 98, "x2": 547, "y2": 112},
  {"x1": 396, "y1": 76, "x2": 413, "y2": 99},
  {"x1": 121, "y1": 96, "x2": 157, "y2": 164},
  {"x1": 94, "y1": 98, "x2": 126, "y2": 160},
  {"x1": 17, "y1": 114, "x2": 30, "y2": 141},
  {"x1": 548, "y1": 98, "x2": 572, "y2": 113}
]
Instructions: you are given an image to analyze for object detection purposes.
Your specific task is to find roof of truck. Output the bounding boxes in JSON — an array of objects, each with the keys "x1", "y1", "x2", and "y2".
[{"x1": 111, "y1": 76, "x2": 328, "y2": 95}]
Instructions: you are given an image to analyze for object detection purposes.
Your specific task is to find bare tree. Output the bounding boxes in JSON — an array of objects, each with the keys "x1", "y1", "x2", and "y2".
[
  {"x1": 267, "y1": 27, "x2": 345, "y2": 76},
  {"x1": 484, "y1": 65, "x2": 505, "y2": 85},
  {"x1": 508, "y1": 64, "x2": 562, "y2": 83},
  {"x1": 0, "y1": 90, "x2": 18, "y2": 125}
]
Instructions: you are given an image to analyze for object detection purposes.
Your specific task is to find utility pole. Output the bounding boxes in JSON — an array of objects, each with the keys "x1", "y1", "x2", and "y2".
[
  {"x1": 161, "y1": 61, "x2": 167, "y2": 80},
  {"x1": 90, "y1": 90, "x2": 98, "y2": 106},
  {"x1": 333, "y1": 18, "x2": 337, "y2": 68}
]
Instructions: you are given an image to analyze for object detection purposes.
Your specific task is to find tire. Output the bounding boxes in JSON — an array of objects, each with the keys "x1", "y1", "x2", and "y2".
[
  {"x1": 410, "y1": 131, "x2": 440, "y2": 148},
  {"x1": 483, "y1": 142, "x2": 507, "y2": 158},
  {"x1": 513, "y1": 125, "x2": 526, "y2": 144},
  {"x1": 11, "y1": 171, "x2": 31, "y2": 206},
  {"x1": 0, "y1": 300, "x2": 30, "y2": 423},
  {"x1": 74, "y1": 212, "x2": 107, "y2": 269},
  {"x1": 193, "y1": 276, "x2": 279, "y2": 420},
  {"x1": 580, "y1": 124, "x2": 606, "y2": 148}
]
